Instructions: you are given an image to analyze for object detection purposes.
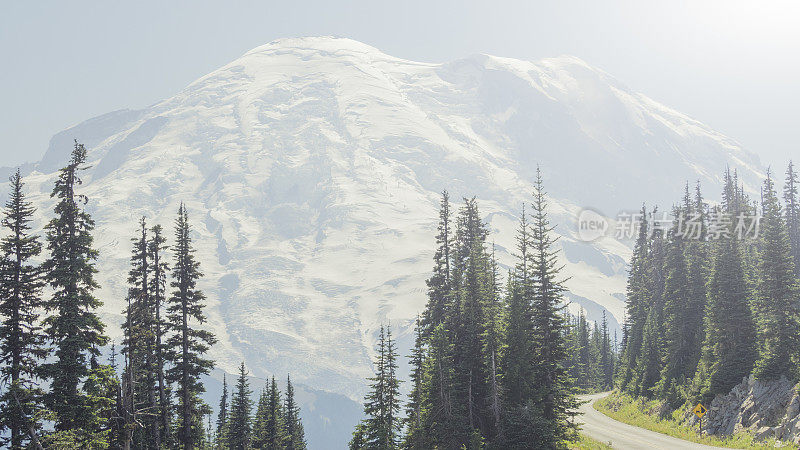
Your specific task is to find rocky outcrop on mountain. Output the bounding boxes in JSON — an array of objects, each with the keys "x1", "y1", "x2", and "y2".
[{"x1": 685, "y1": 375, "x2": 800, "y2": 445}]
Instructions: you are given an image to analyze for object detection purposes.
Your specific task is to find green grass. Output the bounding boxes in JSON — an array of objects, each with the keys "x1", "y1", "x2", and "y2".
[
  {"x1": 569, "y1": 433, "x2": 613, "y2": 449},
  {"x1": 594, "y1": 391, "x2": 788, "y2": 449}
]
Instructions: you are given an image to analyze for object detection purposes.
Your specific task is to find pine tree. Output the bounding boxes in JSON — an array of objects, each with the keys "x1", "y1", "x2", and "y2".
[
  {"x1": 657, "y1": 203, "x2": 694, "y2": 402},
  {"x1": 253, "y1": 376, "x2": 286, "y2": 449},
  {"x1": 165, "y1": 203, "x2": 217, "y2": 449},
  {"x1": 481, "y1": 247, "x2": 504, "y2": 443},
  {"x1": 528, "y1": 167, "x2": 579, "y2": 446},
  {"x1": 41, "y1": 141, "x2": 108, "y2": 435},
  {"x1": 148, "y1": 223, "x2": 171, "y2": 444},
  {"x1": 216, "y1": 374, "x2": 228, "y2": 449},
  {"x1": 618, "y1": 206, "x2": 650, "y2": 392},
  {"x1": 0, "y1": 170, "x2": 46, "y2": 449},
  {"x1": 502, "y1": 206, "x2": 535, "y2": 407},
  {"x1": 784, "y1": 161, "x2": 800, "y2": 280},
  {"x1": 450, "y1": 197, "x2": 491, "y2": 442},
  {"x1": 120, "y1": 217, "x2": 159, "y2": 449},
  {"x1": 252, "y1": 387, "x2": 269, "y2": 449},
  {"x1": 284, "y1": 374, "x2": 306, "y2": 450},
  {"x1": 261, "y1": 376, "x2": 288, "y2": 450},
  {"x1": 683, "y1": 183, "x2": 709, "y2": 381},
  {"x1": 422, "y1": 191, "x2": 453, "y2": 338},
  {"x1": 753, "y1": 171, "x2": 800, "y2": 381},
  {"x1": 227, "y1": 362, "x2": 253, "y2": 450},
  {"x1": 358, "y1": 325, "x2": 402, "y2": 449},
  {"x1": 420, "y1": 323, "x2": 457, "y2": 449},
  {"x1": 633, "y1": 209, "x2": 666, "y2": 399},
  {"x1": 599, "y1": 311, "x2": 613, "y2": 390},
  {"x1": 403, "y1": 317, "x2": 426, "y2": 450}
]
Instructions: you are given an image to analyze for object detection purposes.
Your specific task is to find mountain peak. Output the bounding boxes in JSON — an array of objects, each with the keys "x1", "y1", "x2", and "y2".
[{"x1": 243, "y1": 36, "x2": 393, "y2": 60}]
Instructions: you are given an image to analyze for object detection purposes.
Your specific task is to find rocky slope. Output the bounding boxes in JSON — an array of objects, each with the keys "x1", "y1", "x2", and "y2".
[{"x1": 685, "y1": 376, "x2": 800, "y2": 445}]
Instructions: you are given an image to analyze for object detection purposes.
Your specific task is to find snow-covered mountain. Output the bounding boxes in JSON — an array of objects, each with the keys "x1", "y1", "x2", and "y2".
[{"x1": 2, "y1": 37, "x2": 764, "y2": 447}]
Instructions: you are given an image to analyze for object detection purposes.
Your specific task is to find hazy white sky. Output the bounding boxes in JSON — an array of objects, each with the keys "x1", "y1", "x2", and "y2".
[{"x1": 2, "y1": 0, "x2": 798, "y2": 168}]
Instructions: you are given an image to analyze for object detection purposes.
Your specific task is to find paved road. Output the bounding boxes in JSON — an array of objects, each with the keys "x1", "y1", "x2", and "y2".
[{"x1": 578, "y1": 392, "x2": 726, "y2": 449}]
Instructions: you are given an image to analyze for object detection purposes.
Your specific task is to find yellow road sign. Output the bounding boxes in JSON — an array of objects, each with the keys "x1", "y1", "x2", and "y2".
[{"x1": 693, "y1": 403, "x2": 707, "y2": 419}]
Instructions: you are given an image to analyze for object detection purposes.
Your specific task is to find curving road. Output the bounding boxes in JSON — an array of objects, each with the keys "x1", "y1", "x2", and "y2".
[{"x1": 578, "y1": 392, "x2": 726, "y2": 449}]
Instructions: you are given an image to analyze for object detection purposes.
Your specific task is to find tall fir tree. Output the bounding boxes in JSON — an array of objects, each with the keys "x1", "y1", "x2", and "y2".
[
  {"x1": 451, "y1": 197, "x2": 491, "y2": 442},
  {"x1": 0, "y1": 170, "x2": 46, "y2": 449},
  {"x1": 216, "y1": 374, "x2": 229, "y2": 449},
  {"x1": 683, "y1": 183, "x2": 709, "y2": 380},
  {"x1": 618, "y1": 206, "x2": 650, "y2": 392},
  {"x1": 420, "y1": 323, "x2": 457, "y2": 449},
  {"x1": 657, "y1": 202, "x2": 694, "y2": 402},
  {"x1": 599, "y1": 311, "x2": 613, "y2": 390},
  {"x1": 253, "y1": 376, "x2": 287, "y2": 449},
  {"x1": 165, "y1": 203, "x2": 217, "y2": 449},
  {"x1": 40, "y1": 141, "x2": 108, "y2": 436},
  {"x1": 284, "y1": 374, "x2": 306, "y2": 450},
  {"x1": 502, "y1": 205, "x2": 535, "y2": 408},
  {"x1": 403, "y1": 317, "x2": 426, "y2": 450},
  {"x1": 422, "y1": 191, "x2": 453, "y2": 338},
  {"x1": 753, "y1": 171, "x2": 800, "y2": 381},
  {"x1": 227, "y1": 362, "x2": 253, "y2": 450},
  {"x1": 120, "y1": 217, "x2": 159, "y2": 449},
  {"x1": 481, "y1": 246, "x2": 504, "y2": 442},
  {"x1": 252, "y1": 387, "x2": 269, "y2": 449},
  {"x1": 528, "y1": 167, "x2": 579, "y2": 447},
  {"x1": 356, "y1": 325, "x2": 402, "y2": 449},
  {"x1": 148, "y1": 223, "x2": 172, "y2": 444}
]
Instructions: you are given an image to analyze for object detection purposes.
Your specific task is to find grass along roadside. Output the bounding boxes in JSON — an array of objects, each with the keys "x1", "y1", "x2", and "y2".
[
  {"x1": 594, "y1": 391, "x2": 788, "y2": 449},
  {"x1": 569, "y1": 433, "x2": 613, "y2": 449}
]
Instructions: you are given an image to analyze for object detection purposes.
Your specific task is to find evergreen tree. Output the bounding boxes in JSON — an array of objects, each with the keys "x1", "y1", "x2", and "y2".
[
  {"x1": 120, "y1": 217, "x2": 159, "y2": 449},
  {"x1": 148, "y1": 223, "x2": 171, "y2": 444},
  {"x1": 358, "y1": 325, "x2": 402, "y2": 449},
  {"x1": 502, "y1": 206, "x2": 535, "y2": 407},
  {"x1": 252, "y1": 387, "x2": 269, "y2": 449},
  {"x1": 657, "y1": 202, "x2": 694, "y2": 402},
  {"x1": 450, "y1": 197, "x2": 491, "y2": 442},
  {"x1": 0, "y1": 170, "x2": 46, "y2": 449},
  {"x1": 784, "y1": 161, "x2": 800, "y2": 280},
  {"x1": 403, "y1": 317, "x2": 426, "y2": 450},
  {"x1": 599, "y1": 311, "x2": 613, "y2": 390},
  {"x1": 481, "y1": 247, "x2": 504, "y2": 442},
  {"x1": 528, "y1": 167, "x2": 579, "y2": 446},
  {"x1": 573, "y1": 311, "x2": 592, "y2": 391},
  {"x1": 216, "y1": 374, "x2": 229, "y2": 449},
  {"x1": 284, "y1": 375, "x2": 306, "y2": 450},
  {"x1": 165, "y1": 203, "x2": 217, "y2": 449},
  {"x1": 227, "y1": 362, "x2": 253, "y2": 450},
  {"x1": 41, "y1": 141, "x2": 108, "y2": 435},
  {"x1": 618, "y1": 206, "x2": 650, "y2": 391},
  {"x1": 753, "y1": 171, "x2": 800, "y2": 381},
  {"x1": 420, "y1": 323, "x2": 457, "y2": 449},
  {"x1": 422, "y1": 191, "x2": 453, "y2": 338},
  {"x1": 683, "y1": 183, "x2": 709, "y2": 380},
  {"x1": 253, "y1": 376, "x2": 286, "y2": 449},
  {"x1": 634, "y1": 301, "x2": 664, "y2": 398},
  {"x1": 349, "y1": 424, "x2": 366, "y2": 450}
]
